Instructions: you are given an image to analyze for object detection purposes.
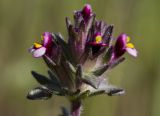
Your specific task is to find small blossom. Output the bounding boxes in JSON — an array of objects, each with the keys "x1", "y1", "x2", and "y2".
[
  {"x1": 113, "y1": 34, "x2": 137, "y2": 59},
  {"x1": 29, "y1": 32, "x2": 53, "y2": 58},
  {"x1": 88, "y1": 32, "x2": 108, "y2": 46}
]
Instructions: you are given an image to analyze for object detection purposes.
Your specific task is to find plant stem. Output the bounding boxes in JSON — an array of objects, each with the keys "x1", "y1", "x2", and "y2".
[{"x1": 71, "y1": 100, "x2": 82, "y2": 116}]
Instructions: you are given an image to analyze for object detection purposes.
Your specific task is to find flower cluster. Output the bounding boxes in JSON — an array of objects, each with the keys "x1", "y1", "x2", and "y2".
[{"x1": 27, "y1": 4, "x2": 137, "y2": 116}]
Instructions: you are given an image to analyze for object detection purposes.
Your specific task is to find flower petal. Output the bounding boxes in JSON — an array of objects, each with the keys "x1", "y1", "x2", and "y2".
[
  {"x1": 32, "y1": 47, "x2": 46, "y2": 58},
  {"x1": 115, "y1": 34, "x2": 127, "y2": 50},
  {"x1": 114, "y1": 34, "x2": 127, "y2": 58},
  {"x1": 126, "y1": 48, "x2": 138, "y2": 57},
  {"x1": 42, "y1": 32, "x2": 53, "y2": 47}
]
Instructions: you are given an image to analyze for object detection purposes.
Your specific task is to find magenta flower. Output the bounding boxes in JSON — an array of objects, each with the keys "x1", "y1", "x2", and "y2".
[
  {"x1": 113, "y1": 34, "x2": 137, "y2": 59},
  {"x1": 87, "y1": 32, "x2": 108, "y2": 57},
  {"x1": 86, "y1": 21, "x2": 113, "y2": 57},
  {"x1": 29, "y1": 32, "x2": 53, "y2": 58},
  {"x1": 88, "y1": 32, "x2": 108, "y2": 46}
]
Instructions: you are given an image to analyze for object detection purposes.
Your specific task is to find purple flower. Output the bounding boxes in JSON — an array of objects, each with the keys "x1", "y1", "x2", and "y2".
[
  {"x1": 88, "y1": 32, "x2": 108, "y2": 46},
  {"x1": 86, "y1": 21, "x2": 113, "y2": 57},
  {"x1": 29, "y1": 32, "x2": 53, "y2": 58},
  {"x1": 113, "y1": 34, "x2": 137, "y2": 59}
]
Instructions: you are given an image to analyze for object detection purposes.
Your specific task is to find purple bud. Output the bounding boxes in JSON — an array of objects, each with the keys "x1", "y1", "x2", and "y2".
[{"x1": 81, "y1": 4, "x2": 92, "y2": 22}]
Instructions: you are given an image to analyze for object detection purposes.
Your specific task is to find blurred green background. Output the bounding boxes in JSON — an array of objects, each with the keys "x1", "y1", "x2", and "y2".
[{"x1": 0, "y1": 0, "x2": 160, "y2": 116}]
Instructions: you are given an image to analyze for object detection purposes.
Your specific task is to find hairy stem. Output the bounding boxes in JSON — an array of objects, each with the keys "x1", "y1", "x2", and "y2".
[{"x1": 71, "y1": 100, "x2": 82, "y2": 116}]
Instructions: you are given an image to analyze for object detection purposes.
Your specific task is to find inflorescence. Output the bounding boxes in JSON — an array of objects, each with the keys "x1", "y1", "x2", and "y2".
[{"x1": 27, "y1": 4, "x2": 137, "y2": 116}]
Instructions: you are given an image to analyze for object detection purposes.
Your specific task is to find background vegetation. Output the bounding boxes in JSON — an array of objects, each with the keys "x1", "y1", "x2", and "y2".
[{"x1": 0, "y1": 0, "x2": 159, "y2": 116}]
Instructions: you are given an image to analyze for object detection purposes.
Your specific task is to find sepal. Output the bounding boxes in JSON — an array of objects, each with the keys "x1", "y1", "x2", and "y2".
[
  {"x1": 86, "y1": 14, "x2": 95, "y2": 33},
  {"x1": 27, "y1": 86, "x2": 52, "y2": 100},
  {"x1": 65, "y1": 17, "x2": 72, "y2": 30},
  {"x1": 88, "y1": 78, "x2": 125, "y2": 96},
  {"x1": 75, "y1": 64, "x2": 83, "y2": 88},
  {"x1": 43, "y1": 55, "x2": 56, "y2": 71},
  {"x1": 82, "y1": 74, "x2": 101, "y2": 89},
  {"x1": 53, "y1": 33, "x2": 75, "y2": 63},
  {"x1": 91, "y1": 64, "x2": 109, "y2": 76},
  {"x1": 106, "y1": 87, "x2": 125, "y2": 96},
  {"x1": 31, "y1": 71, "x2": 62, "y2": 93},
  {"x1": 103, "y1": 25, "x2": 114, "y2": 44},
  {"x1": 102, "y1": 46, "x2": 113, "y2": 63},
  {"x1": 31, "y1": 71, "x2": 52, "y2": 85},
  {"x1": 109, "y1": 57, "x2": 125, "y2": 69}
]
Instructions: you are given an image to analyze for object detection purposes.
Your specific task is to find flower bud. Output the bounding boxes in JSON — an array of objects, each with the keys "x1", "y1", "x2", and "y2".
[{"x1": 81, "y1": 4, "x2": 92, "y2": 22}]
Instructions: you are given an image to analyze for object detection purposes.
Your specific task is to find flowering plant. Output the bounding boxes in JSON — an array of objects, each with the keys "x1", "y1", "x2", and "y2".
[{"x1": 27, "y1": 4, "x2": 137, "y2": 116}]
